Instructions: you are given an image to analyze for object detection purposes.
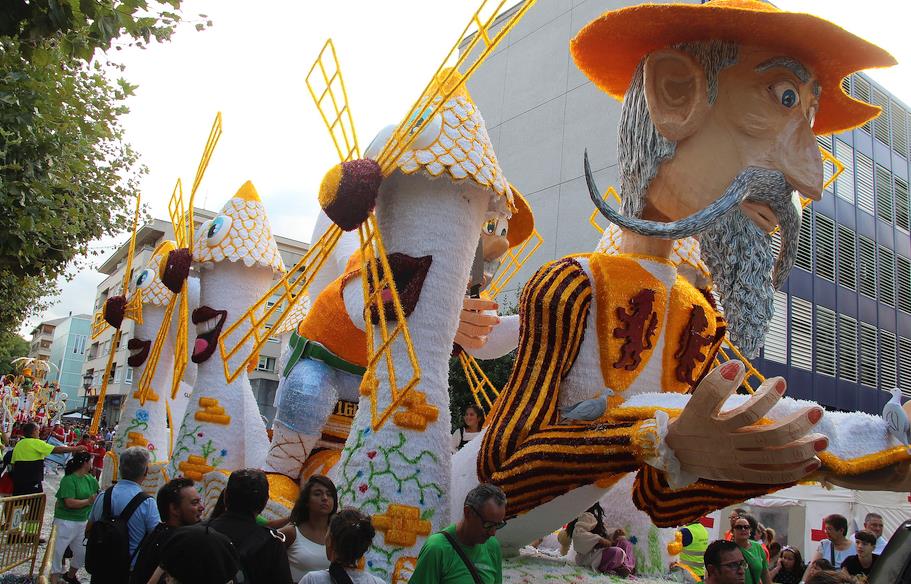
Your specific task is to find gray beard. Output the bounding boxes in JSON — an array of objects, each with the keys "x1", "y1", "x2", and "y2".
[{"x1": 700, "y1": 180, "x2": 801, "y2": 358}]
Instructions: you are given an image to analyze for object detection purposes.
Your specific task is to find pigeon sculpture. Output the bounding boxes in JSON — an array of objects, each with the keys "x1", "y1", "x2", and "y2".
[
  {"x1": 884, "y1": 387, "x2": 911, "y2": 451},
  {"x1": 559, "y1": 389, "x2": 615, "y2": 423}
]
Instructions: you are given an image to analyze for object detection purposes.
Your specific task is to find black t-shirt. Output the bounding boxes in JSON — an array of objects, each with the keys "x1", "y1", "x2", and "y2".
[
  {"x1": 130, "y1": 523, "x2": 174, "y2": 584},
  {"x1": 208, "y1": 511, "x2": 293, "y2": 584},
  {"x1": 842, "y1": 554, "x2": 879, "y2": 578}
]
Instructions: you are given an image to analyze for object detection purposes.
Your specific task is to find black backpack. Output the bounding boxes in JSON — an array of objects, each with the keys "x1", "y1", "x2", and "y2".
[
  {"x1": 84, "y1": 487, "x2": 151, "y2": 580},
  {"x1": 870, "y1": 520, "x2": 911, "y2": 584}
]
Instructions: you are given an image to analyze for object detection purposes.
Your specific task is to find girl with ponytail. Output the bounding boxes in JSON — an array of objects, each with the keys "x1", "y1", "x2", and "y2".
[{"x1": 299, "y1": 508, "x2": 384, "y2": 584}]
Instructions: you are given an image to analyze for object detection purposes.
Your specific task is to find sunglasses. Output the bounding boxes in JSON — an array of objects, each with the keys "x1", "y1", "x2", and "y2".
[{"x1": 469, "y1": 506, "x2": 508, "y2": 531}]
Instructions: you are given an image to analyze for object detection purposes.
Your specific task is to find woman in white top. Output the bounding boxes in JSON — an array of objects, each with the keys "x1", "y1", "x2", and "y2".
[
  {"x1": 299, "y1": 508, "x2": 385, "y2": 584},
  {"x1": 450, "y1": 404, "x2": 484, "y2": 453},
  {"x1": 811, "y1": 514, "x2": 855, "y2": 570},
  {"x1": 281, "y1": 475, "x2": 338, "y2": 581}
]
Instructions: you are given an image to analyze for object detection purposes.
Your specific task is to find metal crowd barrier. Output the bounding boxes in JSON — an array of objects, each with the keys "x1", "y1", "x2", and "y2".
[
  {"x1": 0, "y1": 491, "x2": 47, "y2": 576},
  {"x1": 36, "y1": 523, "x2": 57, "y2": 584}
]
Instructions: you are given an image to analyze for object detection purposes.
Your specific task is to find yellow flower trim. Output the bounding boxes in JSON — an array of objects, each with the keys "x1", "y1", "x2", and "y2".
[
  {"x1": 818, "y1": 446, "x2": 911, "y2": 475},
  {"x1": 318, "y1": 163, "x2": 344, "y2": 209},
  {"x1": 372, "y1": 504, "x2": 432, "y2": 548}
]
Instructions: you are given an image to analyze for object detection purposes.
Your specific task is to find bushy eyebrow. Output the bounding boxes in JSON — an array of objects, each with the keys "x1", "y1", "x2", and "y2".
[{"x1": 756, "y1": 57, "x2": 821, "y2": 97}]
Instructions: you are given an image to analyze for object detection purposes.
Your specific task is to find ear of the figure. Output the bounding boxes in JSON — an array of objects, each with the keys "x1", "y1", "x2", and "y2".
[{"x1": 643, "y1": 49, "x2": 710, "y2": 142}]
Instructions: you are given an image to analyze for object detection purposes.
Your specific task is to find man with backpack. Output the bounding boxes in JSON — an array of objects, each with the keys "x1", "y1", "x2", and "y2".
[
  {"x1": 84, "y1": 446, "x2": 160, "y2": 583},
  {"x1": 208, "y1": 468, "x2": 293, "y2": 584}
]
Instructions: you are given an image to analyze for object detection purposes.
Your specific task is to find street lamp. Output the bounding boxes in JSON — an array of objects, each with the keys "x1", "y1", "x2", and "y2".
[{"x1": 82, "y1": 371, "x2": 93, "y2": 419}]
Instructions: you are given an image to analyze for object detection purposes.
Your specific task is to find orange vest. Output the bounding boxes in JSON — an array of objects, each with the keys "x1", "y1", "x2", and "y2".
[{"x1": 297, "y1": 253, "x2": 368, "y2": 367}]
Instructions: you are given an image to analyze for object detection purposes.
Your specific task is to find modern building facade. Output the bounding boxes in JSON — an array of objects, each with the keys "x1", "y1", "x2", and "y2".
[
  {"x1": 45, "y1": 314, "x2": 91, "y2": 402},
  {"x1": 464, "y1": 0, "x2": 911, "y2": 414},
  {"x1": 81, "y1": 211, "x2": 308, "y2": 424}
]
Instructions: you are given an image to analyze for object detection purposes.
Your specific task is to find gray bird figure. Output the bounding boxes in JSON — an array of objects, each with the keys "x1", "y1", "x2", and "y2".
[
  {"x1": 559, "y1": 389, "x2": 615, "y2": 423},
  {"x1": 883, "y1": 387, "x2": 911, "y2": 452}
]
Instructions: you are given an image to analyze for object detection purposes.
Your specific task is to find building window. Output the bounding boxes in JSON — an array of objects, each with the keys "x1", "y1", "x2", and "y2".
[
  {"x1": 858, "y1": 236, "x2": 877, "y2": 299},
  {"x1": 896, "y1": 177, "x2": 910, "y2": 232},
  {"x1": 125, "y1": 367, "x2": 133, "y2": 384},
  {"x1": 769, "y1": 230, "x2": 781, "y2": 260},
  {"x1": 815, "y1": 306, "x2": 836, "y2": 376},
  {"x1": 108, "y1": 364, "x2": 117, "y2": 384},
  {"x1": 257, "y1": 356, "x2": 276, "y2": 373},
  {"x1": 790, "y1": 297, "x2": 813, "y2": 371},
  {"x1": 855, "y1": 152, "x2": 875, "y2": 216},
  {"x1": 814, "y1": 214, "x2": 835, "y2": 282},
  {"x1": 72, "y1": 334, "x2": 86, "y2": 355},
  {"x1": 878, "y1": 246, "x2": 896, "y2": 308},
  {"x1": 875, "y1": 164, "x2": 894, "y2": 224},
  {"x1": 763, "y1": 291, "x2": 788, "y2": 364},
  {"x1": 836, "y1": 226, "x2": 856, "y2": 290},
  {"x1": 872, "y1": 88, "x2": 891, "y2": 147},
  {"x1": 838, "y1": 315, "x2": 858, "y2": 383},
  {"x1": 859, "y1": 322, "x2": 878, "y2": 388},
  {"x1": 881, "y1": 330, "x2": 897, "y2": 390},
  {"x1": 853, "y1": 76, "x2": 872, "y2": 133},
  {"x1": 900, "y1": 337, "x2": 911, "y2": 397},
  {"x1": 795, "y1": 209, "x2": 813, "y2": 272},
  {"x1": 893, "y1": 102, "x2": 909, "y2": 159},
  {"x1": 833, "y1": 139, "x2": 854, "y2": 203},
  {"x1": 898, "y1": 255, "x2": 911, "y2": 314},
  {"x1": 817, "y1": 135, "x2": 835, "y2": 189}
]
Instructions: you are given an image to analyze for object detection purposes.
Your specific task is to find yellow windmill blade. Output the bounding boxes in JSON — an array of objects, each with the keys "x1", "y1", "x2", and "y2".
[
  {"x1": 219, "y1": 222, "x2": 344, "y2": 383},
  {"x1": 356, "y1": 214, "x2": 422, "y2": 431},
  {"x1": 89, "y1": 329, "x2": 122, "y2": 434},
  {"x1": 169, "y1": 289, "x2": 189, "y2": 400},
  {"x1": 90, "y1": 311, "x2": 109, "y2": 340},
  {"x1": 169, "y1": 179, "x2": 187, "y2": 250},
  {"x1": 306, "y1": 39, "x2": 359, "y2": 164},
  {"x1": 485, "y1": 229, "x2": 544, "y2": 299},
  {"x1": 458, "y1": 352, "x2": 500, "y2": 413},
  {"x1": 90, "y1": 196, "x2": 143, "y2": 340},
  {"x1": 185, "y1": 112, "x2": 223, "y2": 242},
  {"x1": 373, "y1": 0, "x2": 537, "y2": 176},
  {"x1": 123, "y1": 290, "x2": 144, "y2": 326},
  {"x1": 137, "y1": 292, "x2": 179, "y2": 405}
]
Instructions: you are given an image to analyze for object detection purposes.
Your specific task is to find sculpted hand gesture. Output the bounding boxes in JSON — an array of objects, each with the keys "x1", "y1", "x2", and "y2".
[
  {"x1": 454, "y1": 297, "x2": 499, "y2": 350},
  {"x1": 666, "y1": 360, "x2": 827, "y2": 484}
]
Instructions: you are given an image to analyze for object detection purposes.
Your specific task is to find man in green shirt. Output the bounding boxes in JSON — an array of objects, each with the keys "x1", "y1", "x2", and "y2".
[
  {"x1": 410, "y1": 483, "x2": 506, "y2": 584},
  {"x1": 11, "y1": 422, "x2": 86, "y2": 495}
]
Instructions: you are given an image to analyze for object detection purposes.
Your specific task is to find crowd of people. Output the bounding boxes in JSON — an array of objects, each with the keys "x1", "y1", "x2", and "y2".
[
  {"x1": 37, "y1": 442, "x2": 507, "y2": 584},
  {"x1": 0, "y1": 410, "x2": 902, "y2": 584}
]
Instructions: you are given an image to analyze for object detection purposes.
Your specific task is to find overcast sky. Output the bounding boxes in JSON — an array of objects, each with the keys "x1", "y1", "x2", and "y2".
[{"x1": 19, "y1": 0, "x2": 911, "y2": 337}]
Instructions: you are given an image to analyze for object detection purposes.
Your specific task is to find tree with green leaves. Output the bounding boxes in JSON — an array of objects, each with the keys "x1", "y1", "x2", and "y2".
[
  {"x1": 0, "y1": 1, "x2": 208, "y2": 333},
  {"x1": 0, "y1": 330, "x2": 30, "y2": 375}
]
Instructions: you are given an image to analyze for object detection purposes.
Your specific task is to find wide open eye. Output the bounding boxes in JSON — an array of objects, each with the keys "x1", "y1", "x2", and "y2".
[
  {"x1": 135, "y1": 268, "x2": 156, "y2": 290},
  {"x1": 206, "y1": 215, "x2": 232, "y2": 245},
  {"x1": 483, "y1": 219, "x2": 497, "y2": 235},
  {"x1": 498, "y1": 219, "x2": 508, "y2": 238},
  {"x1": 771, "y1": 81, "x2": 800, "y2": 109}
]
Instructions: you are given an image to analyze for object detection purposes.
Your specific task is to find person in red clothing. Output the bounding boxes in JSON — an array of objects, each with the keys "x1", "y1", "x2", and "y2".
[
  {"x1": 51, "y1": 424, "x2": 67, "y2": 443},
  {"x1": 90, "y1": 439, "x2": 106, "y2": 479}
]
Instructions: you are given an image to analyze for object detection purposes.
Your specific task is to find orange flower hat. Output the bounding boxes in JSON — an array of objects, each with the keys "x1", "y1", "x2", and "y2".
[{"x1": 570, "y1": 0, "x2": 896, "y2": 135}]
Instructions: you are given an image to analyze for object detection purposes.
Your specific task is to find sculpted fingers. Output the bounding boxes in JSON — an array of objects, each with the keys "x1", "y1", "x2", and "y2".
[
  {"x1": 731, "y1": 434, "x2": 828, "y2": 465},
  {"x1": 459, "y1": 310, "x2": 500, "y2": 328},
  {"x1": 461, "y1": 297, "x2": 498, "y2": 312},
  {"x1": 683, "y1": 361, "x2": 746, "y2": 422},
  {"x1": 730, "y1": 407, "x2": 824, "y2": 449},
  {"x1": 457, "y1": 320, "x2": 496, "y2": 338},
  {"x1": 454, "y1": 331, "x2": 487, "y2": 350},
  {"x1": 718, "y1": 377, "x2": 786, "y2": 432}
]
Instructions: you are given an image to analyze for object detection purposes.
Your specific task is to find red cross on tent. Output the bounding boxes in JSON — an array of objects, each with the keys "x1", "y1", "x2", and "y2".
[
  {"x1": 699, "y1": 516, "x2": 715, "y2": 529},
  {"x1": 811, "y1": 519, "x2": 828, "y2": 541}
]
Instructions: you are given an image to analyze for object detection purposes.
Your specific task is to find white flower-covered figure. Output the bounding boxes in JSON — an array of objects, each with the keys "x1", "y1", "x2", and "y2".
[
  {"x1": 168, "y1": 181, "x2": 285, "y2": 485},
  {"x1": 101, "y1": 242, "x2": 184, "y2": 491},
  {"x1": 322, "y1": 77, "x2": 516, "y2": 582}
]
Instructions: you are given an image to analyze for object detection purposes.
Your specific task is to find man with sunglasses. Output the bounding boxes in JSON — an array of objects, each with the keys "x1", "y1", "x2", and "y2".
[
  {"x1": 410, "y1": 484, "x2": 506, "y2": 584},
  {"x1": 705, "y1": 540, "x2": 747, "y2": 584}
]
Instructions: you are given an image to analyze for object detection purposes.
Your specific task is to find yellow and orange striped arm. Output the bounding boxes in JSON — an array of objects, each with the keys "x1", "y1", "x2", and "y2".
[{"x1": 478, "y1": 258, "x2": 650, "y2": 519}]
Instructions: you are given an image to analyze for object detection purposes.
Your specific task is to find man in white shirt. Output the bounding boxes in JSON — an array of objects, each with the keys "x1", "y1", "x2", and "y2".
[{"x1": 853, "y1": 512, "x2": 887, "y2": 555}]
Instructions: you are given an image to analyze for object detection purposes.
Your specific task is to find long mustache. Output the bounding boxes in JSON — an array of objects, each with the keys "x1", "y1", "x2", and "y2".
[{"x1": 585, "y1": 150, "x2": 789, "y2": 241}]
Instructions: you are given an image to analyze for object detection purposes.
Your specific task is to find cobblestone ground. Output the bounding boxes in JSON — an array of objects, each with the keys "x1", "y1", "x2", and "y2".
[{"x1": 1, "y1": 466, "x2": 89, "y2": 583}]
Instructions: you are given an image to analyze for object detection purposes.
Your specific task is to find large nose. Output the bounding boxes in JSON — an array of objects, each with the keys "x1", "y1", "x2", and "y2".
[
  {"x1": 483, "y1": 235, "x2": 509, "y2": 262},
  {"x1": 774, "y1": 117, "x2": 823, "y2": 201}
]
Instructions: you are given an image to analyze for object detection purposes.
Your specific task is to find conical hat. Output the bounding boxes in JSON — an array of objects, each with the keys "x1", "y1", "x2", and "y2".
[{"x1": 193, "y1": 181, "x2": 286, "y2": 273}]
